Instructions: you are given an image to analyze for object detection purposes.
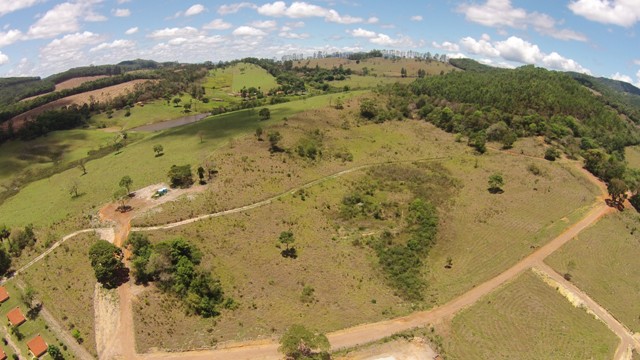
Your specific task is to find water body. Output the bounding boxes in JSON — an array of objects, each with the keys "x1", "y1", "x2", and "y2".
[{"x1": 131, "y1": 113, "x2": 209, "y2": 132}]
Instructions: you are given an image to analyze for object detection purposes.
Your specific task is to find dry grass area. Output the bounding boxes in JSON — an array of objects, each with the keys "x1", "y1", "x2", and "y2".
[
  {"x1": 298, "y1": 58, "x2": 457, "y2": 78},
  {"x1": 10, "y1": 79, "x2": 152, "y2": 130},
  {"x1": 132, "y1": 96, "x2": 464, "y2": 227},
  {"x1": 20, "y1": 232, "x2": 100, "y2": 357},
  {"x1": 54, "y1": 76, "x2": 110, "y2": 91},
  {"x1": 627, "y1": 145, "x2": 640, "y2": 169},
  {"x1": 134, "y1": 174, "x2": 412, "y2": 351},
  {"x1": 546, "y1": 210, "x2": 640, "y2": 332},
  {"x1": 439, "y1": 271, "x2": 618, "y2": 359}
]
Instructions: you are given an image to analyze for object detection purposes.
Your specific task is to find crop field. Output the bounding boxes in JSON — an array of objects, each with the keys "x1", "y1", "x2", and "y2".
[
  {"x1": 229, "y1": 63, "x2": 278, "y2": 92},
  {"x1": 20, "y1": 232, "x2": 99, "y2": 356},
  {"x1": 0, "y1": 91, "x2": 367, "y2": 228},
  {"x1": 627, "y1": 145, "x2": 640, "y2": 169},
  {"x1": 0, "y1": 281, "x2": 76, "y2": 359},
  {"x1": 439, "y1": 271, "x2": 618, "y2": 359},
  {"x1": 546, "y1": 210, "x2": 640, "y2": 332},
  {"x1": 10, "y1": 79, "x2": 152, "y2": 130},
  {"x1": 299, "y1": 58, "x2": 458, "y2": 78}
]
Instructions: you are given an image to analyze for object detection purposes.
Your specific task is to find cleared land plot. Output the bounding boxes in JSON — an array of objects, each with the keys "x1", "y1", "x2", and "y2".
[
  {"x1": 20, "y1": 76, "x2": 110, "y2": 102},
  {"x1": 134, "y1": 173, "x2": 412, "y2": 352},
  {"x1": 627, "y1": 145, "x2": 640, "y2": 169},
  {"x1": 19, "y1": 232, "x2": 99, "y2": 357},
  {"x1": 423, "y1": 151, "x2": 599, "y2": 305},
  {"x1": 546, "y1": 210, "x2": 640, "y2": 332},
  {"x1": 0, "y1": 281, "x2": 76, "y2": 359},
  {"x1": 230, "y1": 63, "x2": 278, "y2": 92},
  {"x1": 439, "y1": 271, "x2": 618, "y2": 360},
  {"x1": 299, "y1": 58, "x2": 457, "y2": 78},
  {"x1": 0, "y1": 91, "x2": 366, "y2": 228},
  {"x1": 9, "y1": 79, "x2": 152, "y2": 129}
]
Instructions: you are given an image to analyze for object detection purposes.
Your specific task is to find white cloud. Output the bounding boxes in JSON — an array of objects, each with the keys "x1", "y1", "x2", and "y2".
[
  {"x1": 232, "y1": 26, "x2": 267, "y2": 37},
  {"x1": 256, "y1": 1, "x2": 365, "y2": 24},
  {"x1": 279, "y1": 31, "x2": 309, "y2": 39},
  {"x1": 0, "y1": 0, "x2": 41, "y2": 17},
  {"x1": 39, "y1": 31, "x2": 104, "y2": 73},
  {"x1": 149, "y1": 27, "x2": 202, "y2": 39},
  {"x1": 457, "y1": 34, "x2": 590, "y2": 74},
  {"x1": 218, "y1": 2, "x2": 256, "y2": 15},
  {"x1": 125, "y1": 27, "x2": 138, "y2": 35},
  {"x1": 203, "y1": 19, "x2": 232, "y2": 30},
  {"x1": 411, "y1": 15, "x2": 423, "y2": 21},
  {"x1": 287, "y1": 21, "x2": 305, "y2": 28},
  {"x1": 113, "y1": 8, "x2": 131, "y2": 17},
  {"x1": 0, "y1": 51, "x2": 8, "y2": 65},
  {"x1": 432, "y1": 40, "x2": 460, "y2": 52},
  {"x1": 117, "y1": 0, "x2": 131, "y2": 3},
  {"x1": 90, "y1": 39, "x2": 135, "y2": 52},
  {"x1": 569, "y1": 0, "x2": 640, "y2": 27},
  {"x1": 185, "y1": 4, "x2": 206, "y2": 16},
  {"x1": 611, "y1": 72, "x2": 633, "y2": 83},
  {"x1": 634, "y1": 59, "x2": 640, "y2": 66},
  {"x1": 347, "y1": 28, "x2": 415, "y2": 47},
  {"x1": 458, "y1": 0, "x2": 587, "y2": 41},
  {"x1": 0, "y1": 29, "x2": 23, "y2": 48},
  {"x1": 367, "y1": 17, "x2": 379, "y2": 24},
  {"x1": 250, "y1": 20, "x2": 278, "y2": 30},
  {"x1": 27, "y1": 1, "x2": 106, "y2": 39}
]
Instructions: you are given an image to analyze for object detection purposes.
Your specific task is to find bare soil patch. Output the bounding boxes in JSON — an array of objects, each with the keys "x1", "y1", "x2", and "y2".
[{"x1": 338, "y1": 338, "x2": 437, "y2": 360}]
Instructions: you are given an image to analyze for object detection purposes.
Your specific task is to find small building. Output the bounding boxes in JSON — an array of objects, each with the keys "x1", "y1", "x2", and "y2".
[
  {"x1": 6, "y1": 307, "x2": 25, "y2": 327},
  {"x1": 0, "y1": 346, "x2": 6, "y2": 360},
  {"x1": 0, "y1": 287, "x2": 9, "y2": 303},
  {"x1": 27, "y1": 335, "x2": 48, "y2": 358}
]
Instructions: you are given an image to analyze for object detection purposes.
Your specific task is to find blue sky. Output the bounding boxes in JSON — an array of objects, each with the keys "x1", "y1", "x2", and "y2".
[{"x1": 0, "y1": 0, "x2": 638, "y2": 85}]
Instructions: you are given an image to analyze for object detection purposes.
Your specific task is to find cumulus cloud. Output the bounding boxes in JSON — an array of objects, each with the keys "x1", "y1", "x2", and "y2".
[
  {"x1": 0, "y1": 51, "x2": 8, "y2": 65},
  {"x1": 125, "y1": 27, "x2": 138, "y2": 35},
  {"x1": 232, "y1": 26, "x2": 267, "y2": 37},
  {"x1": 27, "y1": 1, "x2": 106, "y2": 39},
  {"x1": 0, "y1": 29, "x2": 24, "y2": 48},
  {"x1": 431, "y1": 40, "x2": 460, "y2": 52},
  {"x1": 250, "y1": 20, "x2": 278, "y2": 30},
  {"x1": 203, "y1": 19, "x2": 232, "y2": 30},
  {"x1": 455, "y1": 34, "x2": 590, "y2": 73},
  {"x1": 38, "y1": 31, "x2": 104, "y2": 73},
  {"x1": 148, "y1": 27, "x2": 202, "y2": 39},
  {"x1": 611, "y1": 70, "x2": 640, "y2": 87},
  {"x1": 411, "y1": 15, "x2": 423, "y2": 21},
  {"x1": 185, "y1": 4, "x2": 206, "y2": 16},
  {"x1": 218, "y1": 2, "x2": 256, "y2": 15},
  {"x1": 458, "y1": 0, "x2": 587, "y2": 41},
  {"x1": 257, "y1": 1, "x2": 366, "y2": 24},
  {"x1": 569, "y1": 0, "x2": 640, "y2": 27},
  {"x1": 367, "y1": 17, "x2": 379, "y2": 24},
  {"x1": 113, "y1": 8, "x2": 131, "y2": 17},
  {"x1": 90, "y1": 39, "x2": 135, "y2": 52},
  {"x1": 634, "y1": 59, "x2": 640, "y2": 66},
  {"x1": 0, "y1": 0, "x2": 41, "y2": 17},
  {"x1": 279, "y1": 31, "x2": 309, "y2": 39},
  {"x1": 347, "y1": 28, "x2": 415, "y2": 47}
]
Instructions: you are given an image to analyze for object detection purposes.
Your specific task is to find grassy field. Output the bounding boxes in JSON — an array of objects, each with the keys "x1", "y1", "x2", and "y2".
[
  {"x1": 19, "y1": 232, "x2": 99, "y2": 357},
  {"x1": 439, "y1": 271, "x2": 618, "y2": 360},
  {"x1": 230, "y1": 63, "x2": 278, "y2": 92},
  {"x1": 298, "y1": 58, "x2": 458, "y2": 78},
  {"x1": 331, "y1": 75, "x2": 414, "y2": 89},
  {"x1": 627, "y1": 145, "x2": 640, "y2": 169},
  {"x1": 546, "y1": 210, "x2": 640, "y2": 332},
  {"x1": 0, "y1": 91, "x2": 367, "y2": 228},
  {"x1": 0, "y1": 281, "x2": 76, "y2": 359}
]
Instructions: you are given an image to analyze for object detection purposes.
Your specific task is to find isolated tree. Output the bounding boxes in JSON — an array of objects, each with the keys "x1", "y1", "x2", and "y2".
[
  {"x1": 89, "y1": 240, "x2": 125, "y2": 288},
  {"x1": 68, "y1": 179, "x2": 80, "y2": 198},
  {"x1": 172, "y1": 97, "x2": 182, "y2": 106},
  {"x1": 153, "y1": 144, "x2": 164, "y2": 157},
  {"x1": 400, "y1": 67, "x2": 407, "y2": 78},
  {"x1": 77, "y1": 159, "x2": 87, "y2": 175},
  {"x1": 360, "y1": 98, "x2": 378, "y2": 120},
  {"x1": 21, "y1": 286, "x2": 35, "y2": 309},
  {"x1": 197, "y1": 166, "x2": 205, "y2": 184},
  {"x1": 197, "y1": 130, "x2": 205, "y2": 143},
  {"x1": 183, "y1": 102, "x2": 192, "y2": 113},
  {"x1": 278, "y1": 324, "x2": 330, "y2": 359},
  {"x1": 268, "y1": 131, "x2": 282, "y2": 152},
  {"x1": 0, "y1": 247, "x2": 11, "y2": 276},
  {"x1": 259, "y1": 107, "x2": 271, "y2": 121},
  {"x1": 167, "y1": 164, "x2": 194, "y2": 188},
  {"x1": 488, "y1": 173, "x2": 504, "y2": 194},
  {"x1": 545, "y1": 147, "x2": 560, "y2": 161},
  {"x1": 255, "y1": 126, "x2": 264, "y2": 141},
  {"x1": 113, "y1": 188, "x2": 129, "y2": 211},
  {"x1": 279, "y1": 231, "x2": 295, "y2": 250},
  {"x1": 119, "y1": 175, "x2": 133, "y2": 194},
  {"x1": 0, "y1": 224, "x2": 10, "y2": 240},
  {"x1": 417, "y1": 68, "x2": 426, "y2": 78},
  {"x1": 47, "y1": 344, "x2": 64, "y2": 360},
  {"x1": 607, "y1": 178, "x2": 628, "y2": 206}
]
